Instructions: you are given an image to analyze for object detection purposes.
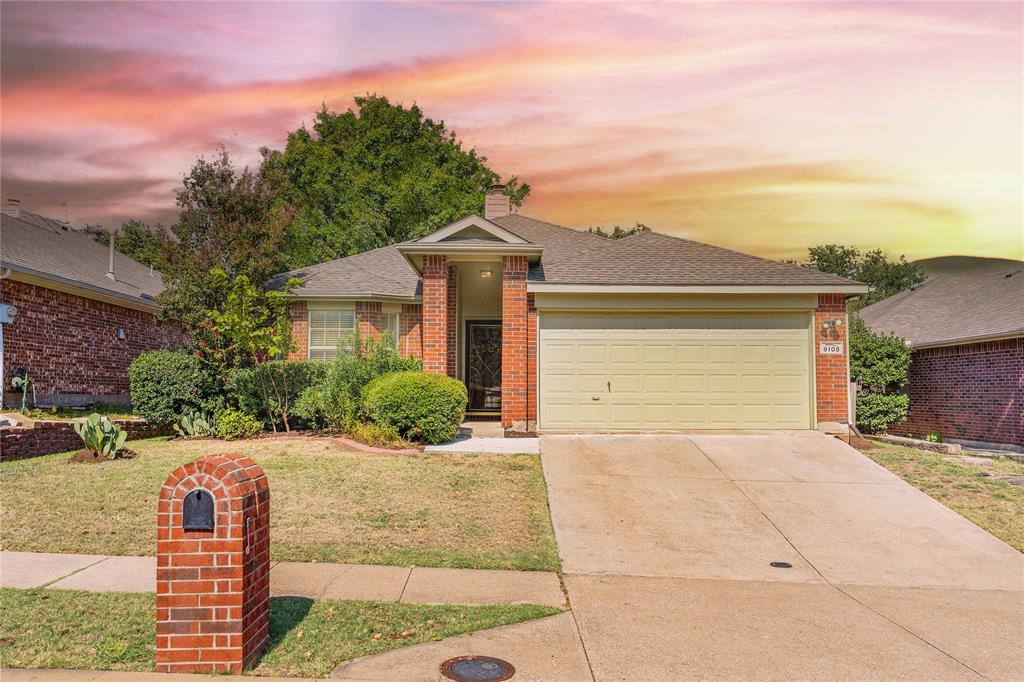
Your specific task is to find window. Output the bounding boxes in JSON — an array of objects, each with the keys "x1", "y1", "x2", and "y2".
[
  {"x1": 382, "y1": 312, "x2": 400, "y2": 350},
  {"x1": 308, "y1": 309, "x2": 356, "y2": 360}
]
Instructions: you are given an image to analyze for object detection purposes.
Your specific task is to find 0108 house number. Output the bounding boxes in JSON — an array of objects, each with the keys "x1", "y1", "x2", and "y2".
[{"x1": 819, "y1": 342, "x2": 844, "y2": 355}]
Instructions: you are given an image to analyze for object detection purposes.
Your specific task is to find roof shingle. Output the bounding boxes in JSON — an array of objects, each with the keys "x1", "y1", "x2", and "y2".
[{"x1": 859, "y1": 271, "x2": 1024, "y2": 347}]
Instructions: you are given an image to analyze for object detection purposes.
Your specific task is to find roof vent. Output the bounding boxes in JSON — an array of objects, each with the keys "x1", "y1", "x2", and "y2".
[{"x1": 1, "y1": 198, "x2": 21, "y2": 218}]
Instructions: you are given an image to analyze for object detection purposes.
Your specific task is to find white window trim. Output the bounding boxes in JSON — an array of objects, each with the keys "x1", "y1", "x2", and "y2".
[
  {"x1": 308, "y1": 308, "x2": 357, "y2": 360},
  {"x1": 381, "y1": 311, "x2": 400, "y2": 350}
]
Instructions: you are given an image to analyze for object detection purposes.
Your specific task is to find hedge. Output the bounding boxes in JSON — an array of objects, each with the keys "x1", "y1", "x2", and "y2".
[
  {"x1": 128, "y1": 350, "x2": 204, "y2": 426},
  {"x1": 363, "y1": 371, "x2": 467, "y2": 444},
  {"x1": 228, "y1": 360, "x2": 326, "y2": 430}
]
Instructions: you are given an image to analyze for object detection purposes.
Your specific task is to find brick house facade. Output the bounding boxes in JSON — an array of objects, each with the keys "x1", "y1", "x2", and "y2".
[
  {"x1": 895, "y1": 338, "x2": 1022, "y2": 447},
  {"x1": 1, "y1": 280, "x2": 187, "y2": 405}
]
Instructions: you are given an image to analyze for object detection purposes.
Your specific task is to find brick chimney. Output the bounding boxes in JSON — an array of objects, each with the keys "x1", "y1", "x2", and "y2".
[{"x1": 484, "y1": 184, "x2": 511, "y2": 220}]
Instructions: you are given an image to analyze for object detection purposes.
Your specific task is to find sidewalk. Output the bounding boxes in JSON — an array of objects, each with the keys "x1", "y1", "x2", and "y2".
[{"x1": 0, "y1": 551, "x2": 565, "y2": 608}]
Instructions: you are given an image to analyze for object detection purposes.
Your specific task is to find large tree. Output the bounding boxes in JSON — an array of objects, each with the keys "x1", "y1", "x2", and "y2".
[
  {"x1": 801, "y1": 244, "x2": 926, "y2": 308},
  {"x1": 96, "y1": 219, "x2": 168, "y2": 268},
  {"x1": 268, "y1": 95, "x2": 529, "y2": 268},
  {"x1": 157, "y1": 150, "x2": 290, "y2": 330}
]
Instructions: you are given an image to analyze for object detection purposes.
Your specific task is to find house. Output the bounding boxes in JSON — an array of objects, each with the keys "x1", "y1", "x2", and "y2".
[
  {"x1": 270, "y1": 186, "x2": 868, "y2": 435},
  {"x1": 0, "y1": 206, "x2": 187, "y2": 407},
  {"x1": 859, "y1": 271, "x2": 1023, "y2": 449}
]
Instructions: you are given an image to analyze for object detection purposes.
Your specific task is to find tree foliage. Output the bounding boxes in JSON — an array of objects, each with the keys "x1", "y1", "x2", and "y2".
[
  {"x1": 268, "y1": 95, "x2": 529, "y2": 267},
  {"x1": 96, "y1": 220, "x2": 169, "y2": 268},
  {"x1": 586, "y1": 222, "x2": 652, "y2": 239},
  {"x1": 157, "y1": 150, "x2": 291, "y2": 330},
  {"x1": 802, "y1": 244, "x2": 926, "y2": 307}
]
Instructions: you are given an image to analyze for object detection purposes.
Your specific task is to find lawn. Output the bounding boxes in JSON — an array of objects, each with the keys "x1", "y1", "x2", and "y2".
[
  {"x1": 860, "y1": 442, "x2": 1024, "y2": 551},
  {"x1": 10, "y1": 403, "x2": 137, "y2": 421},
  {"x1": 0, "y1": 436, "x2": 560, "y2": 571},
  {"x1": 0, "y1": 588, "x2": 560, "y2": 678}
]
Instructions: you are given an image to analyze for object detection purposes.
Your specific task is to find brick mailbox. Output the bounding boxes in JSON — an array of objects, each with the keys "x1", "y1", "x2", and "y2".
[{"x1": 156, "y1": 454, "x2": 270, "y2": 673}]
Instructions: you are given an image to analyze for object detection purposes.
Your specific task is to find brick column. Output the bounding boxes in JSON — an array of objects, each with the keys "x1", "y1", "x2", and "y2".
[
  {"x1": 286, "y1": 301, "x2": 307, "y2": 360},
  {"x1": 400, "y1": 304, "x2": 423, "y2": 361},
  {"x1": 422, "y1": 255, "x2": 448, "y2": 374},
  {"x1": 527, "y1": 293, "x2": 538, "y2": 427},
  {"x1": 446, "y1": 265, "x2": 458, "y2": 377},
  {"x1": 356, "y1": 301, "x2": 382, "y2": 344},
  {"x1": 502, "y1": 256, "x2": 530, "y2": 434},
  {"x1": 815, "y1": 293, "x2": 850, "y2": 425},
  {"x1": 156, "y1": 454, "x2": 270, "y2": 674}
]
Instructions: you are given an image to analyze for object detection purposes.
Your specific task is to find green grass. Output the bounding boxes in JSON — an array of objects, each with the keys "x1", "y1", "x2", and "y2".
[
  {"x1": 13, "y1": 403, "x2": 137, "y2": 421},
  {"x1": 861, "y1": 443, "x2": 1024, "y2": 551},
  {"x1": 0, "y1": 436, "x2": 560, "y2": 571},
  {"x1": 0, "y1": 588, "x2": 560, "y2": 678}
]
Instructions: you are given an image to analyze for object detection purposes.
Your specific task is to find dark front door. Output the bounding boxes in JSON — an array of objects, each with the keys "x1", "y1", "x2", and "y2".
[{"x1": 466, "y1": 320, "x2": 502, "y2": 412}]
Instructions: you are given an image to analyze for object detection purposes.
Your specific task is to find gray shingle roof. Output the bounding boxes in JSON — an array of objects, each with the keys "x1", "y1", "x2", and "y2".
[
  {"x1": 272, "y1": 213, "x2": 862, "y2": 296},
  {"x1": 268, "y1": 243, "x2": 421, "y2": 298},
  {"x1": 1, "y1": 210, "x2": 165, "y2": 307},
  {"x1": 859, "y1": 271, "x2": 1024, "y2": 347}
]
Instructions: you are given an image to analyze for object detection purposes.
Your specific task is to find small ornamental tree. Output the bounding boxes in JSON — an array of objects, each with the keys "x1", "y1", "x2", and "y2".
[
  {"x1": 206, "y1": 268, "x2": 303, "y2": 431},
  {"x1": 848, "y1": 315, "x2": 912, "y2": 432}
]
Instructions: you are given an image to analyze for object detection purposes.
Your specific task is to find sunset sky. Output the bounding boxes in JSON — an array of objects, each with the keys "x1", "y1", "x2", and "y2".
[{"x1": 1, "y1": 1, "x2": 1021, "y2": 261}]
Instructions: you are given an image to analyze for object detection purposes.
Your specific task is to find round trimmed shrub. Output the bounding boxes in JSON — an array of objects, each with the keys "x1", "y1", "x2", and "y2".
[
  {"x1": 216, "y1": 409, "x2": 263, "y2": 440},
  {"x1": 363, "y1": 371, "x2": 467, "y2": 444},
  {"x1": 129, "y1": 350, "x2": 203, "y2": 426}
]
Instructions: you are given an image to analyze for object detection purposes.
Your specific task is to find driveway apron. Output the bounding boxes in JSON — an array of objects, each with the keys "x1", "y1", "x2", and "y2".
[{"x1": 542, "y1": 432, "x2": 1024, "y2": 681}]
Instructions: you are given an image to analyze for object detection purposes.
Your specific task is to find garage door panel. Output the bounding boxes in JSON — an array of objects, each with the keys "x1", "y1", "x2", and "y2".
[{"x1": 539, "y1": 311, "x2": 811, "y2": 430}]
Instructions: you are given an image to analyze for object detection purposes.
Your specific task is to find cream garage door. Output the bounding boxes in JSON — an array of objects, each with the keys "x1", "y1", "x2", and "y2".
[{"x1": 539, "y1": 311, "x2": 812, "y2": 430}]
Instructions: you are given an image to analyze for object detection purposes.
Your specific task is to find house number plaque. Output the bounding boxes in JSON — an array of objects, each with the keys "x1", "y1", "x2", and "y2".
[{"x1": 819, "y1": 342, "x2": 844, "y2": 355}]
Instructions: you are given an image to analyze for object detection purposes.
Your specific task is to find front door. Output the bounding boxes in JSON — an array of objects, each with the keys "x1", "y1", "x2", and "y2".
[{"x1": 466, "y1": 320, "x2": 502, "y2": 413}]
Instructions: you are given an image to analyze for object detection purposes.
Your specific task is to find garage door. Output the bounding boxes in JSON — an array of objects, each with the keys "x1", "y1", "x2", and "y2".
[{"x1": 539, "y1": 311, "x2": 812, "y2": 430}]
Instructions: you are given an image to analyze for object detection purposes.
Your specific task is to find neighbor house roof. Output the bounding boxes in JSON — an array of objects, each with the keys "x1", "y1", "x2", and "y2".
[
  {"x1": 859, "y1": 270, "x2": 1024, "y2": 347},
  {"x1": 270, "y1": 213, "x2": 864, "y2": 297},
  {"x1": 1, "y1": 210, "x2": 165, "y2": 310}
]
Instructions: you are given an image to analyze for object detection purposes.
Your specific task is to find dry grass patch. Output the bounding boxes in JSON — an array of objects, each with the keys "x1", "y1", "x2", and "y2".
[
  {"x1": 861, "y1": 442, "x2": 1024, "y2": 551},
  {"x1": 0, "y1": 436, "x2": 559, "y2": 571}
]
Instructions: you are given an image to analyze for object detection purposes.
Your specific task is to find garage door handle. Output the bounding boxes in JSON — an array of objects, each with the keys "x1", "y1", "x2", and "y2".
[{"x1": 592, "y1": 396, "x2": 600, "y2": 401}]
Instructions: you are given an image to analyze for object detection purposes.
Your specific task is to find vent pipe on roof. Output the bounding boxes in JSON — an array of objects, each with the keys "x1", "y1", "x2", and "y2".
[
  {"x1": 484, "y1": 184, "x2": 511, "y2": 220},
  {"x1": 107, "y1": 230, "x2": 116, "y2": 281}
]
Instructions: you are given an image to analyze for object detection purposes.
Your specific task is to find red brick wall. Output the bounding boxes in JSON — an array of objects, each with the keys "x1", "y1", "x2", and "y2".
[
  {"x1": 0, "y1": 418, "x2": 171, "y2": 461},
  {"x1": 286, "y1": 301, "x2": 308, "y2": 360},
  {"x1": 156, "y1": 455, "x2": 270, "y2": 674},
  {"x1": 400, "y1": 304, "x2": 423, "y2": 360},
  {"x1": 356, "y1": 301, "x2": 382, "y2": 343},
  {"x1": 815, "y1": 293, "x2": 850, "y2": 424},
  {"x1": 501, "y1": 256, "x2": 531, "y2": 434},
  {"x1": 895, "y1": 337, "x2": 1022, "y2": 447},
  {"x1": 422, "y1": 255, "x2": 448, "y2": 374},
  {"x1": 446, "y1": 265, "x2": 458, "y2": 377},
  {"x1": 0, "y1": 279, "x2": 188, "y2": 404}
]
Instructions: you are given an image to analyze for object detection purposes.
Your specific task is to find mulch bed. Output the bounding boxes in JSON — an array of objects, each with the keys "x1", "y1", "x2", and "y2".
[{"x1": 69, "y1": 448, "x2": 137, "y2": 464}]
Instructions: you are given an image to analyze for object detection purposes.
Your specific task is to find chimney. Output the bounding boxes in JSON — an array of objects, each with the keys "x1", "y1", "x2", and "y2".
[
  {"x1": 484, "y1": 183, "x2": 511, "y2": 220},
  {"x1": 1, "y1": 198, "x2": 21, "y2": 218}
]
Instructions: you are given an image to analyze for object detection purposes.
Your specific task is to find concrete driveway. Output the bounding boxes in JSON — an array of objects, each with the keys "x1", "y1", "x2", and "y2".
[{"x1": 542, "y1": 432, "x2": 1024, "y2": 681}]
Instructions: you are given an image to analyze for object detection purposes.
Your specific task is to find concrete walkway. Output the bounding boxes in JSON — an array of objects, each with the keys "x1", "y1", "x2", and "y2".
[{"x1": 0, "y1": 551, "x2": 565, "y2": 608}]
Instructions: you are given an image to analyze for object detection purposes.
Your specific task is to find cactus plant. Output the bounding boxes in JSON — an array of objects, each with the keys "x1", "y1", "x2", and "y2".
[
  {"x1": 73, "y1": 413, "x2": 129, "y2": 459},
  {"x1": 174, "y1": 411, "x2": 216, "y2": 438}
]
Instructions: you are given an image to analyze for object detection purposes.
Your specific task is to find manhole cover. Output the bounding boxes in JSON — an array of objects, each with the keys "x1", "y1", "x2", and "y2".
[
  {"x1": 440, "y1": 655, "x2": 515, "y2": 681},
  {"x1": 770, "y1": 561, "x2": 793, "y2": 568}
]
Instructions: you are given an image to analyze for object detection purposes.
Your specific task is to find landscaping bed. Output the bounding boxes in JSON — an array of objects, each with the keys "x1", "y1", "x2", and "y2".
[
  {"x1": 0, "y1": 436, "x2": 561, "y2": 571},
  {"x1": 858, "y1": 442, "x2": 1024, "y2": 551},
  {"x1": 0, "y1": 587, "x2": 559, "y2": 677}
]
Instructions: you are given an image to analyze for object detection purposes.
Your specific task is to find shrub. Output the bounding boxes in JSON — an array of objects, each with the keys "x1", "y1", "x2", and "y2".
[
  {"x1": 129, "y1": 350, "x2": 204, "y2": 426},
  {"x1": 348, "y1": 421, "x2": 405, "y2": 448},
  {"x1": 363, "y1": 371, "x2": 467, "y2": 444},
  {"x1": 215, "y1": 409, "x2": 263, "y2": 440},
  {"x1": 293, "y1": 333, "x2": 420, "y2": 431},
  {"x1": 855, "y1": 393, "x2": 909, "y2": 433},
  {"x1": 74, "y1": 413, "x2": 129, "y2": 459},
  {"x1": 173, "y1": 411, "x2": 216, "y2": 438},
  {"x1": 228, "y1": 360, "x2": 326, "y2": 431}
]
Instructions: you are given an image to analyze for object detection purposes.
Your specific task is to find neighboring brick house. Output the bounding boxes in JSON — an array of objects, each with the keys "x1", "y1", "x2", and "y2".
[
  {"x1": 270, "y1": 186, "x2": 867, "y2": 436},
  {"x1": 860, "y1": 271, "x2": 1023, "y2": 449},
  {"x1": 0, "y1": 207, "x2": 187, "y2": 407}
]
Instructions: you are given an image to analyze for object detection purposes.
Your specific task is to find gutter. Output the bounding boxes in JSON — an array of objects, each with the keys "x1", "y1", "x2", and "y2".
[
  {"x1": 526, "y1": 283, "x2": 871, "y2": 294},
  {"x1": 1, "y1": 262, "x2": 162, "y2": 313}
]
